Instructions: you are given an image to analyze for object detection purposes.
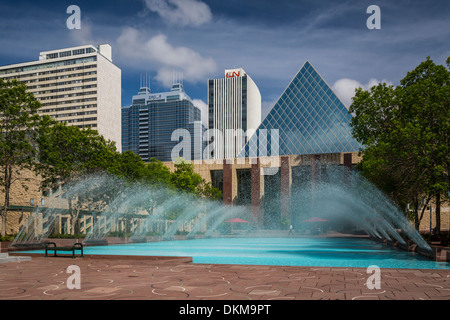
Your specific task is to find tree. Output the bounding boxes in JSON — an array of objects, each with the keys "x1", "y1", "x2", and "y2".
[
  {"x1": 145, "y1": 157, "x2": 173, "y2": 187},
  {"x1": 36, "y1": 120, "x2": 120, "y2": 234},
  {"x1": 398, "y1": 57, "x2": 449, "y2": 233},
  {"x1": 349, "y1": 57, "x2": 449, "y2": 232},
  {"x1": 170, "y1": 160, "x2": 203, "y2": 194},
  {"x1": 0, "y1": 79, "x2": 42, "y2": 236},
  {"x1": 170, "y1": 158, "x2": 222, "y2": 200},
  {"x1": 107, "y1": 150, "x2": 148, "y2": 181}
]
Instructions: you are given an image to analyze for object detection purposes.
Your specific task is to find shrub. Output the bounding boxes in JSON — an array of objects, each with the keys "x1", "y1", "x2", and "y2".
[{"x1": 0, "y1": 234, "x2": 15, "y2": 242}]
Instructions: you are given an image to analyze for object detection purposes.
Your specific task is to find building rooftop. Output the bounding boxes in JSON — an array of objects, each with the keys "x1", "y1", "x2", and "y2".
[
  {"x1": 129, "y1": 82, "x2": 192, "y2": 106},
  {"x1": 0, "y1": 44, "x2": 113, "y2": 71}
]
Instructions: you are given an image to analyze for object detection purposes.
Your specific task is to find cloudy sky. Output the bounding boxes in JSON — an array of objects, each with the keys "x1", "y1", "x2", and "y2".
[{"x1": 0, "y1": 0, "x2": 448, "y2": 124}]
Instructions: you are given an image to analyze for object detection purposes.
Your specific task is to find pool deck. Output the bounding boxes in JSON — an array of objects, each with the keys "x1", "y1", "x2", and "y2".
[{"x1": 1, "y1": 253, "x2": 449, "y2": 301}]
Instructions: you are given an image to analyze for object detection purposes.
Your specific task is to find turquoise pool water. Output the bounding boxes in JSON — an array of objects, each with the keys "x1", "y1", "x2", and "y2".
[{"x1": 26, "y1": 237, "x2": 449, "y2": 269}]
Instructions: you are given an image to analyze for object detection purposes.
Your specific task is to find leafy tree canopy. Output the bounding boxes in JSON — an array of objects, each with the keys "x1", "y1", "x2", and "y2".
[{"x1": 349, "y1": 57, "x2": 449, "y2": 231}]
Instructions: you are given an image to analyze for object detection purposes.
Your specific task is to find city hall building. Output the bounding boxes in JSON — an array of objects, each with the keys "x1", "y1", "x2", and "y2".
[{"x1": 165, "y1": 61, "x2": 364, "y2": 228}]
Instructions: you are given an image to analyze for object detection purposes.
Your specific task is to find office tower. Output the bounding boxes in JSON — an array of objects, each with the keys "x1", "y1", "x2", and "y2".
[
  {"x1": 0, "y1": 44, "x2": 122, "y2": 151},
  {"x1": 207, "y1": 68, "x2": 261, "y2": 159},
  {"x1": 122, "y1": 82, "x2": 205, "y2": 162}
]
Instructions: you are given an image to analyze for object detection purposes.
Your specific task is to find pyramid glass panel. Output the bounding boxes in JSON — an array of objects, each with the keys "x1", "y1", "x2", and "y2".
[{"x1": 238, "y1": 61, "x2": 362, "y2": 157}]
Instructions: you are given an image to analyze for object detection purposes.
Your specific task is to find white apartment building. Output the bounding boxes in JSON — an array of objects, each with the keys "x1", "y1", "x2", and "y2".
[
  {"x1": 0, "y1": 44, "x2": 122, "y2": 151},
  {"x1": 207, "y1": 68, "x2": 261, "y2": 159}
]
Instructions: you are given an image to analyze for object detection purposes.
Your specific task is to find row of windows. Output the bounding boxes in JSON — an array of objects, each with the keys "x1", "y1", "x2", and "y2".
[
  {"x1": 76, "y1": 123, "x2": 97, "y2": 129},
  {"x1": 33, "y1": 84, "x2": 97, "y2": 95},
  {"x1": 23, "y1": 64, "x2": 96, "y2": 78},
  {"x1": 58, "y1": 116, "x2": 97, "y2": 123},
  {"x1": 37, "y1": 91, "x2": 97, "y2": 101},
  {"x1": 41, "y1": 97, "x2": 96, "y2": 107},
  {"x1": 0, "y1": 56, "x2": 97, "y2": 75},
  {"x1": 32, "y1": 71, "x2": 97, "y2": 83},
  {"x1": 53, "y1": 110, "x2": 97, "y2": 118},
  {"x1": 46, "y1": 47, "x2": 95, "y2": 60},
  {"x1": 27, "y1": 77, "x2": 97, "y2": 89},
  {"x1": 0, "y1": 65, "x2": 97, "y2": 84},
  {"x1": 40, "y1": 104, "x2": 97, "y2": 113}
]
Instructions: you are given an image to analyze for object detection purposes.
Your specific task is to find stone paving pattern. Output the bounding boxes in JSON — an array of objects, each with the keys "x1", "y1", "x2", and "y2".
[{"x1": 0, "y1": 255, "x2": 449, "y2": 300}]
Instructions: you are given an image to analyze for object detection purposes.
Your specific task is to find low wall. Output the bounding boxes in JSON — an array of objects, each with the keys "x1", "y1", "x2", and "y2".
[
  {"x1": 5, "y1": 235, "x2": 190, "y2": 252},
  {"x1": 370, "y1": 236, "x2": 449, "y2": 262},
  {"x1": 0, "y1": 241, "x2": 11, "y2": 252},
  {"x1": 433, "y1": 247, "x2": 450, "y2": 262}
]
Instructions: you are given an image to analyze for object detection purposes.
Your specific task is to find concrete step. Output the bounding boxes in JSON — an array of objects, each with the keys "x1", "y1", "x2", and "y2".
[{"x1": 0, "y1": 253, "x2": 31, "y2": 263}]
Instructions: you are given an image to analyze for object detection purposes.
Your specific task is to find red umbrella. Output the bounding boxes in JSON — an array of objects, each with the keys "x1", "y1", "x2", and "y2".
[
  {"x1": 303, "y1": 217, "x2": 328, "y2": 222},
  {"x1": 226, "y1": 218, "x2": 249, "y2": 223}
]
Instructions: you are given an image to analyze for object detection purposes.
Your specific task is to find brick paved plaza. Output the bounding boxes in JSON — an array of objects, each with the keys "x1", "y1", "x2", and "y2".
[{"x1": 1, "y1": 254, "x2": 449, "y2": 301}]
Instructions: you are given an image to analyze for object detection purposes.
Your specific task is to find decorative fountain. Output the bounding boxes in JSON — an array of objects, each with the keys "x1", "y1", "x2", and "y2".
[{"x1": 11, "y1": 164, "x2": 433, "y2": 258}]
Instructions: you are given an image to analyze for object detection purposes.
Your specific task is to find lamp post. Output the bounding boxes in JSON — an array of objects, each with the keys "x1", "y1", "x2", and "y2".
[
  {"x1": 429, "y1": 203, "x2": 432, "y2": 235},
  {"x1": 30, "y1": 198, "x2": 38, "y2": 238}
]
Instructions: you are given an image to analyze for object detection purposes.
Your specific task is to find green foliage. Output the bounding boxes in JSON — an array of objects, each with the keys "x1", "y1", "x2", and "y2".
[
  {"x1": 421, "y1": 232, "x2": 450, "y2": 247},
  {"x1": 349, "y1": 57, "x2": 449, "y2": 230},
  {"x1": 34, "y1": 124, "x2": 221, "y2": 234},
  {"x1": 0, "y1": 79, "x2": 44, "y2": 235},
  {"x1": 0, "y1": 234, "x2": 15, "y2": 242},
  {"x1": 170, "y1": 160, "x2": 203, "y2": 194},
  {"x1": 107, "y1": 151, "x2": 148, "y2": 181},
  {"x1": 0, "y1": 80, "x2": 222, "y2": 237},
  {"x1": 145, "y1": 157, "x2": 173, "y2": 186},
  {"x1": 36, "y1": 118, "x2": 119, "y2": 189},
  {"x1": 169, "y1": 159, "x2": 222, "y2": 200}
]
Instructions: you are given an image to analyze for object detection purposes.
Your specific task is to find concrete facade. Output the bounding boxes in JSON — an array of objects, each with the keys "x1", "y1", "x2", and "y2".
[
  {"x1": 208, "y1": 68, "x2": 261, "y2": 159},
  {"x1": 0, "y1": 44, "x2": 122, "y2": 151},
  {"x1": 164, "y1": 153, "x2": 360, "y2": 225}
]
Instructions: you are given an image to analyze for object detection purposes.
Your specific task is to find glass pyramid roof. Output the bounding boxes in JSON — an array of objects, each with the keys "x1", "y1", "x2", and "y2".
[{"x1": 238, "y1": 61, "x2": 362, "y2": 157}]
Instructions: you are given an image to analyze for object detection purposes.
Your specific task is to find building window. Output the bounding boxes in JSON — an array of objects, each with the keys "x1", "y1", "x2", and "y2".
[
  {"x1": 236, "y1": 169, "x2": 251, "y2": 205},
  {"x1": 210, "y1": 170, "x2": 223, "y2": 196},
  {"x1": 72, "y1": 49, "x2": 86, "y2": 55},
  {"x1": 59, "y1": 51, "x2": 72, "y2": 58},
  {"x1": 46, "y1": 53, "x2": 58, "y2": 59}
]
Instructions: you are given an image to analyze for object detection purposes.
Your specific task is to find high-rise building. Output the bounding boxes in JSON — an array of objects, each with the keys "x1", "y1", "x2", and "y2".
[
  {"x1": 122, "y1": 82, "x2": 205, "y2": 162},
  {"x1": 0, "y1": 44, "x2": 122, "y2": 151},
  {"x1": 207, "y1": 68, "x2": 261, "y2": 160}
]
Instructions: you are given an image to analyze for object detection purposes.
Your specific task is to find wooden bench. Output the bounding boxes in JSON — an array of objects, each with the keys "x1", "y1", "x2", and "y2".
[{"x1": 44, "y1": 242, "x2": 84, "y2": 259}]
